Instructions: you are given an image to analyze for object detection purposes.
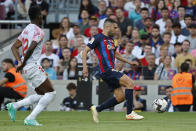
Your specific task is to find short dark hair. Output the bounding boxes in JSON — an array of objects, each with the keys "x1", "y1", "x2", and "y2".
[
  {"x1": 104, "y1": 18, "x2": 117, "y2": 25},
  {"x1": 183, "y1": 39, "x2": 190, "y2": 45},
  {"x1": 28, "y1": 6, "x2": 41, "y2": 21},
  {"x1": 177, "y1": 6, "x2": 185, "y2": 11},
  {"x1": 59, "y1": 34, "x2": 68, "y2": 41},
  {"x1": 152, "y1": 24, "x2": 160, "y2": 30},
  {"x1": 2, "y1": 58, "x2": 14, "y2": 66},
  {"x1": 162, "y1": 32, "x2": 172, "y2": 37},
  {"x1": 41, "y1": 58, "x2": 50, "y2": 64},
  {"x1": 141, "y1": 7, "x2": 148, "y2": 12},
  {"x1": 184, "y1": 14, "x2": 193, "y2": 20},
  {"x1": 172, "y1": 22, "x2": 181, "y2": 28},
  {"x1": 166, "y1": 85, "x2": 172, "y2": 90},
  {"x1": 180, "y1": 62, "x2": 189, "y2": 72},
  {"x1": 161, "y1": 7, "x2": 168, "y2": 11},
  {"x1": 185, "y1": 59, "x2": 192, "y2": 64},
  {"x1": 144, "y1": 17, "x2": 152, "y2": 22},
  {"x1": 66, "y1": 83, "x2": 77, "y2": 90}
]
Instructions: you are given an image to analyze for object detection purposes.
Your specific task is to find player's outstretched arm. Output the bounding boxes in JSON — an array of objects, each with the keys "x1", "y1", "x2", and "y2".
[
  {"x1": 82, "y1": 46, "x2": 91, "y2": 78},
  {"x1": 115, "y1": 50, "x2": 134, "y2": 65},
  {"x1": 11, "y1": 39, "x2": 22, "y2": 63}
]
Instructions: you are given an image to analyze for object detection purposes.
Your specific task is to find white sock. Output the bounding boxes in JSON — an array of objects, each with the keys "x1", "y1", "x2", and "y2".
[
  {"x1": 13, "y1": 94, "x2": 42, "y2": 110},
  {"x1": 26, "y1": 91, "x2": 56, "y2": 120}
]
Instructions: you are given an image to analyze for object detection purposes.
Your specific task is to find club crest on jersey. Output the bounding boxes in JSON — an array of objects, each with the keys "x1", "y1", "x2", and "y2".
[
  {"x1": 107, "y1": 45, "x2": 114, "y2": 50},
  {"x1": 89, "y1": 37, "x2": 95, "y2": 44}
]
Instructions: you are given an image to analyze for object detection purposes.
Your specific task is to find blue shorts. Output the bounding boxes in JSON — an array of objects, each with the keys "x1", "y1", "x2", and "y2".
[{"x1": 100, "y1": 69, "x2": 124, "y2": 92}]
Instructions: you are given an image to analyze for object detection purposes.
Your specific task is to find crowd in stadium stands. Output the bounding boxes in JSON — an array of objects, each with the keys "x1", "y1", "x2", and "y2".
[{"x1": 1, "y1": 0, "x2": 196, "y2": 111}]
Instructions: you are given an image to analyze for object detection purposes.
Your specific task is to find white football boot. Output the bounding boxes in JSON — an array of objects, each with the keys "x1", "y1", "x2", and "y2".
[
  {"x1": 90, "y1": 105, "x2": 99, "y2": 123},
  {"x1": 126, "y1": 111, "x2": 144, "y2": 120}
]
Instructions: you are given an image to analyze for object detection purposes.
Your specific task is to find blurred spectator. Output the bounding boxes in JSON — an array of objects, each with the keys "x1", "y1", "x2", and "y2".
[
  {"x1": 117, "y1": 35, "x2": 129, "y2": 54},
  {"x1": 185, "y1": 0, "x2": 196, "y2": 18},
  {"x1": 79, "y1": 9, "x2": 90, "y2": 34},
  {"x1": 174, "y1": 0, "x2": 181, "y2": 11},
  {"x1": 98, "y1": 7, "x2": 113, "y2": 30},
  {"x1": 172, "y1": 43, "x2": 182, "y2": 58},
  {"x1": 181, "y1": 14, "x2": 193, "y2": 36},
  {"x1": 164, "y1": 18, "x2": 173, "y2": 34},
  {"x1": 129, "y1": 0, "x2": 142, "y2": 24},
  {"x1": 135, "y1": 7, "x2": 149, "y2": 30},
  {"x1": 39, "y1": 40, "x2": 60, "y2": 72},
  {"x1": 60, "y1": 83, "x2": 78, "y2": 111},
  {"x1": 75, "y1": 43, "x2": 92, "y2": 64},
  {"x1": 156, "y1": 32, "x2": 175, "y2": 58},
  {"x1": 41, "y1": 58, "x2": 57, "y2": 80},
  {"x1": 139, "y1": 17, "x2": 153, "y2": 37},
  {"x1": 140, "y1": 44, "x2": 153, "y2": 66},
  {"x1": 155, "y1": 7, "x2": 169, "y2": 34},
  {"x1": 168, "y1": 2, "x2": 178, "y2": 19},
  {"x1": 132, "y1": 34, "x2": 151, "y2": 59},
  {"x1": 91, "y1": 54, "x2": 100, "y2": 80},
  {"x1": 149, "y1": 24, "x2": 164, "y2": 48},
  {"x1": 52, "y1": 17, "x2": 74, "y2": 41},
  {"x1": 164, "y1": 86, "x2": 175, "y2": 112},
  {"x1": 124, "y1": 0, "x2": 145, "y2": 12},
  {"x1": 84, "y1": 16, "x2": 102, "y2": 38},
  {"x1": 154, "y1": 55, "x2": 177, "y2": 80},
  {"x1": 171, "y1": 62, "x2": 194, "y2": 112},
  {"x1": 131, "y1": 28, "x2": 140, "y2": 45},
  {"x1": 59, "y1": 48, "x2": 71, "y2": 76},
  {"x1": 187, "y1": 24, "x2": 196, "y2": 52},
  {"x1": 30, "y1": 0, "x2": 49, "y2": 26},
  {"x1": 17, "y1": 0, "x2": 32, "y2": 18},
  {"x1": 185, "y1": 59, "x2": 196, "y2": 74},
  {"x1": 97, "y1": 0, "x2": 107, "y2": 20},
  {"x1": 0, "y1": 59, "x2": 27, "y2": 110},
  {"x1": 125, "y1": 58, "x2": 142, "y2": 80},
  {"x1": 63, "y1": 58, "x2": 78, "y2": 80},
  {"x1": 141, "y1": 53, "x2": 157, "y2": 80},
  {"x1": 69, "y1": 24, "x2": 88, "y2": 48},
  {"x1": 122, "y1": 40, "x2": 136, "y2": 71},
  {"x1": 116, "y1": 8, "x2": 133, "y2": 36},
  {"x1": 124, "y1": 85, "x2": 147, "y2": 111},
  {"x1": 56, "y1": 34, "x2": 69, "y2": 58},
  {"x1": 151, "y1": 0, "x2": 164, "y2": 21},
  {"x1": 72, "y1": 37, "x2": 88, "y2": 58},
  {"x1": 170, "y1": 22, "x2": 187, "y2": 45},
  {"x1": 78, "y1": 0, "x2": 98, "y2": 20},
  {"x1": 173, "y1": 6, "x2": 186, "y2": 29},
  {"x1": 175, "y1": 40, "x2": 195, "y2": 71},
  {"x1": 0, "y1": 0, "x2": 14, "y2": 19},
  {"x1": 115, "y1": 60, "x2": 125, "y2": 72}
]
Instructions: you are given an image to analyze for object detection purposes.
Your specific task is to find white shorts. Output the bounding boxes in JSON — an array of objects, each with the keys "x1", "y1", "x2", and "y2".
[{"x1": 22, "y1": 63, "x2": 47, "y2": 89}]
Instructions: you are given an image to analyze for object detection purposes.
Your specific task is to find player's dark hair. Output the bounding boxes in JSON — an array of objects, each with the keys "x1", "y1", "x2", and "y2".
[
  {"x1": 141, "y1": 7, "x2": 149, "y2": 12},
  {"x1": 2, "y1": 58, "x2": 14, "y2": 66},
  {"x1": 180, "y1": 62, "x2": 189, "y2": 72},
  {"x1": 28, "y1": 6, "x2": 41, "y2": 21},
  {"x1": 67, "y1": 82, "x2": 77, "y2": 90}
]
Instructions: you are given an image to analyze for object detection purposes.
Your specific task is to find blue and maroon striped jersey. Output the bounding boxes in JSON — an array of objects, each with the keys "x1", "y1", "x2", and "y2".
[{"x1": 87, "y1": 33, "x2": 117, "y2": 74}]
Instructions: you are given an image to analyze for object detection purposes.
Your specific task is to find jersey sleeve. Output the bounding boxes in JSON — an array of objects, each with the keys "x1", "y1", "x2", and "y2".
[
  {"x1": 87, "y1": 36, "x2": 99, "y2": 49},
  {"x1": 32, "y1": 26, "x2": 44, "y2": 43}
]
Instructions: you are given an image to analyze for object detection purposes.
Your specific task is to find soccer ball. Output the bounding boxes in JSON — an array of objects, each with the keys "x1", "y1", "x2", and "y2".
[{"x1": 152, "y1": 98, "x2": 168, "y2": 113}]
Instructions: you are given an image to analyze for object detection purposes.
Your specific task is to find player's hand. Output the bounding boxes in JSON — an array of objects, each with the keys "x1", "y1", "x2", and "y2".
[{"x1": 82, "y1": 67, "x2": 88, "y2": 78}]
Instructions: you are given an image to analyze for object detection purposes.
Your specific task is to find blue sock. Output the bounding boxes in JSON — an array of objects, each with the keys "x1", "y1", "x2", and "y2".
[
  {"x1": 96, "y1": 97, "x2": 119, "y2": 112},
  {"x1": 125, "y1": 89, "x2": 133, "y2": 115}
]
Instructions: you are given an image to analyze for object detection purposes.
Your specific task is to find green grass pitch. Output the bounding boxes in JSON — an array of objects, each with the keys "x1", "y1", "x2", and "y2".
[{"x1": 0, "y1": 111, "x2": 196, "y2": 131}]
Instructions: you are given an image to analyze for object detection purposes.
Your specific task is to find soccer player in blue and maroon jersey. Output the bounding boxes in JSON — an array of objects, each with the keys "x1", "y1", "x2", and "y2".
[{"x1": 82, "y1": 19, "x2": 144, "y2": 123}]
